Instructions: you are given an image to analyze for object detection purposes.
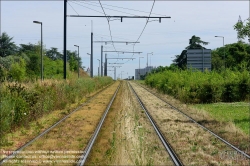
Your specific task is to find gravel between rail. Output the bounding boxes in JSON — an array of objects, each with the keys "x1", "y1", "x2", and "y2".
[
  {"x1": 129, "y1": 81, "x2": 249, "y2": 165},
  {"x1": 85, "y1": 81, "x2": 173, "y2": 165},
  {"x1": 1, "y1": 80, "x2": 249, "y2": 165}
]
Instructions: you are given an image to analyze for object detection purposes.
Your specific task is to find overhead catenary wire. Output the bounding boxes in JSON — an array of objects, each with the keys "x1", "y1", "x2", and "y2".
[
  {"x1": 73, "y1": 0, "x2": 139, "y2": 16},
  {"x1": 124, "y1": 0, "x2": 156, "y2": 64},
  {"x1": 94, "y1": 33, "x2": 133, "y2": 42},
  {"x1": 70, "y1": 0, "x2": 104, "y2": 15},
  {"x1": 98, "y1": 0, "x2": 119, "y2": 57},
  {"x1": 133, "y1": 0, "x2": 155, "y2": 54},
  {"x1": 68, "y1": 1, "x2": 80, "y2": 15},
  {"x1": 75, "y1": 0, "x2": 167, "y2": 17},
  {"x1": 68, "y1": 0, "x2": 158, "y2": 65},
  {"x1": 68, "y1": 0, "x2": 153, "y2": 52}
]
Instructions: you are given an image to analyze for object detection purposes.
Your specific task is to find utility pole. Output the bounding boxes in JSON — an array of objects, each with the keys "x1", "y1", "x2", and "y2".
[
  {"x1": 97, "y1": 59, "x2": 100, "y2": 76},
  {"x1": 63, "y1": 0, "x2": 67, "y2": 79},
  {"x1": 147, "y1": 52, "x2": 153, "y2": 74},
  {"x1": 33, "y1": 21, "x2": 43, "y2": 81},
  {"x1": 74, "y1": 45, "x2": 80, "y2": 78},
  {"x1": 139, "y1": 57, "x2": 144, "y2": 80},
  {"x1": 108, "y1": 66, "x2": 121, "y2": 80},
  {"x1": 106, "y1": 58, "x2": 135, "y2": 78},
  {"x1": 104, "y1": 53, "x2": 107, "y2": 76},
  {"x1": 64, "y1": 14, "x2": 171, "y2": 79},
  {"x1": 96, "y1": 42, "x2": 140, "y2": 76},
  {"x1": 91, "y1": 21, "x2": 93, "y2": 77},
  {"x1": 103, "y1": 51, "x2": 142, "y2": 77},
  {"x1": 101, "y1": 45, "x2": 103, "y2": 76}
]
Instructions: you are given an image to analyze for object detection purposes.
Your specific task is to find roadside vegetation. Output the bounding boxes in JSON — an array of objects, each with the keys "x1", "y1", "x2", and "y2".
[
  {"x1": 0, "y1": 32, "x2": 115, "y2": 146},
  {"x1": 141, "y1": 18, "x2": 250, "y2": 138},
  {"x1": 0, "y1": 76, "x2": 113, "y2": 146},
  {"x1": 144, "y1": 19, "x2": 250, "y2": 103},
  {"x1": 0, "y1": 32, "x2": 84, "y2": 81},
  {"x1": 145, "y1": 69, "x2": 250, "y2": 103}
]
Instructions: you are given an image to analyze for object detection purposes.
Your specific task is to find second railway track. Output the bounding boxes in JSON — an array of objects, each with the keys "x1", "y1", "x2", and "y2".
[
  {"x1": 134, "y1": 81, "x2": 250, "y2": 158},
  {"x1": 129, "y1": 81, "x2": 250, "y2": 165},
  {"x1": 128, "y1": 81, "x2": 183, "y2": 166},
  {"x1": 1, "y1": 80, "x2": 249, "y2": 165}
]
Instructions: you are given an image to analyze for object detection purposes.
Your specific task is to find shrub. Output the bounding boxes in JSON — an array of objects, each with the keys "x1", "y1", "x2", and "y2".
[
  {"x1": 0, "y1": 76, "x2": 113, "y2": 141},
  {"x1": 145, "y1": 69, "x2": 250, "y2": 103}
]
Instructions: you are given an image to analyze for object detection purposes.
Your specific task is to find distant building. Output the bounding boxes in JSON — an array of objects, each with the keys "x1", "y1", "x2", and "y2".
[
  {"x1": 187, "y1": 49, "x2": 211, "y2": 72},
  {"x1": 135, "y1": 66, "x2": 154, "y2": 80}
]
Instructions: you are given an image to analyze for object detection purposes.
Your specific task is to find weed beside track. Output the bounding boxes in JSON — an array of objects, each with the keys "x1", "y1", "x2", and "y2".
[{"x1": 1, "y1": 81, "x2": 119, "y2": 165}]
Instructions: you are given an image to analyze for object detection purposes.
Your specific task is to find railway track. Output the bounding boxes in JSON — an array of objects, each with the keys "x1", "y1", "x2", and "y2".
[
  {"x1": 1, "y1": 80, "x2": 249, "y2": 165},
  {"x1": 77, "y1": 83, "x2": 121, "y2": 166},
  {"x1": 129, "y1": 82, "x2": 250, "y2": 165},
  {"x1": 133, "y1": 81, "x2": 250, "y2": 160},
  {"x1": 0, "y1": 82, "x2": 121, "y2": 166},
  {"x1": 128, "y1": 82, "x2": 183, "y2": 166}
]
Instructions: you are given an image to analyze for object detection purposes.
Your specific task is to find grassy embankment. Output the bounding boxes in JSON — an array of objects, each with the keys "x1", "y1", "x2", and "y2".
[
  {"x1": 142, "y1": 69, "x2": 250, "y2": 135},
  {"x1": 194, "y1": 102, "x2": 249, "y2": 135},
  {"x1": 0, "y1": 75, "x2": 113, "y2": 147}
]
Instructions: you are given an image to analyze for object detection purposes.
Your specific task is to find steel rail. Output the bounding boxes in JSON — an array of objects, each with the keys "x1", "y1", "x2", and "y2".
[
  {"x1": 77, "y1": 82, "x2": 121, "y2": 166},
  {"x1": 134, "y1": 82, "x2": 250, "y2": 160},
  {"x1": 0, "y1": 82, "x2": 115, "y2": 165},
  {"x1": 128, "y1": 82, "x2": 183, "y2": 166}
]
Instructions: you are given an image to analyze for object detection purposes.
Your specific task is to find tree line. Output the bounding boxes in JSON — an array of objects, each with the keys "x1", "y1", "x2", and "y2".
[
  {"x1": 171, "y1": 36, "x2": 250, "y2": 72},
  {"x1": 150, "y1": 17, "x2": 250, "y2": 74},
  {"x1": 0, "y1": 32, "x2": 83, "y2": 81}
]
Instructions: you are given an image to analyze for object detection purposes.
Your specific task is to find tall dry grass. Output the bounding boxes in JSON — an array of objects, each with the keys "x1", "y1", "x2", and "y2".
[{"x1": 0, "y1": 76, "x2": 113, "y2": 145}]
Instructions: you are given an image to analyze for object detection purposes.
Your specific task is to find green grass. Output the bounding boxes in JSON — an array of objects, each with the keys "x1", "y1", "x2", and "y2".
[{"x1": 194, "y1": 102, "x2": 250, "y2": 135}]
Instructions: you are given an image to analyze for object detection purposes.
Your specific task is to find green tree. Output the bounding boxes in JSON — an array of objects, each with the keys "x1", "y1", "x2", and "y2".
[
  {"x1": 43, "y1": 56, "x2": 64, "y2": 79},
  {"x1": 173, "y1": 50, "x2": 187, "y2": 69},
  {"x1": 18, "y1": 43, "x2": 42, "y2": 79},
  {"x1": 46, "y1": 47, "x2": 63, "y2": 60},
  {"x1": 212, "y1": 42, "x2": 250, "y2": 71},
  {"x1": 9, "y1": 58, "x2": 26, "y2": 81},
  {"x1": 25, "y1": 52, "x2": 40, "y2": 78},
  {"x1": 186, "y1": 35, "x2": 209, "y2": 49},
  {"x1": 234, "y1": 18, "x2": 250, "y2": 40},
  {"x1": 67, "y1": 50, "x2": 82, "y2": 72},
  {"x1": 211, "y1": 51, "x2": 224, "y2": 71},
  {"x1": 0, "y1": 32, "x2": 17, "y2": 57},
  {"x1": 19, "y1": 43, "x2": 39, "y2": 53},
  {"x1": 0, "y1": 56, "x2": 13, "y2": 70},
  {"x1": 173, "y1": 35, "x2": 209, "y2": 69}
]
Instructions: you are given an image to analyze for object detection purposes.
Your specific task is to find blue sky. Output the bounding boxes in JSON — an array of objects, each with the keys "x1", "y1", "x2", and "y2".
[{"x1": 1, "y1": 1, "x2": 249, "y2": 79}]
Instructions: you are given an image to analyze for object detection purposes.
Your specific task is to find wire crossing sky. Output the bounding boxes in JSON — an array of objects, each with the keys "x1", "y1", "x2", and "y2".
[{"x1": 1, "y1": 1, "x2": 249, "y2": 78}]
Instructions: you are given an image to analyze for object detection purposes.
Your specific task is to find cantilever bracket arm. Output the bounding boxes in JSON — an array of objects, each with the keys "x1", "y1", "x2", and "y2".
[{"x1": 67, "y1": 15, "x2": 171, "y2": 23}]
